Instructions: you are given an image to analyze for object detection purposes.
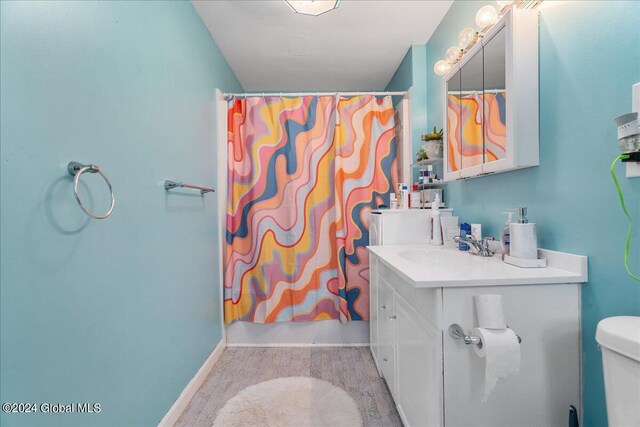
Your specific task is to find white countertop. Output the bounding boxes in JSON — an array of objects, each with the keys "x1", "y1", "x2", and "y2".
[{"x1": 367, "y1": 244, "x2": 588, "y2": 288}]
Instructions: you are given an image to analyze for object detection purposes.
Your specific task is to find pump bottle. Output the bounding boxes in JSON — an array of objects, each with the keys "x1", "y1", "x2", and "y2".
[{"x1": 509, "y1": 207, "x2": 538, "y2": 259}]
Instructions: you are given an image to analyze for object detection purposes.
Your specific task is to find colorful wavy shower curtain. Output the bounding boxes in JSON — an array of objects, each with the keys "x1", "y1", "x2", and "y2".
[{"x1": 224, "y1": 95, "x2": 396, "y2": 323}]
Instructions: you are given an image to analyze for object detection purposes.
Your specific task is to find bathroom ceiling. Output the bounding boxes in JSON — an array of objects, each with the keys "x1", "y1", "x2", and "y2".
[{"x1": 192, "y1": 0, "x2": 453, "y2": 91}]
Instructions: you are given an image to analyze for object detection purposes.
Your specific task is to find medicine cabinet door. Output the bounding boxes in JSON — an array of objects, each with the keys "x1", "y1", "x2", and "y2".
[
  {"x1": 459, "y1": 47, "x2": 485, "y2": 178},
  {"x1": 482, "y1": 26, "x2": 508, "y2": 170},
  {"x1": 444, "y1": 69, "x2": 462, "y2": 181}
]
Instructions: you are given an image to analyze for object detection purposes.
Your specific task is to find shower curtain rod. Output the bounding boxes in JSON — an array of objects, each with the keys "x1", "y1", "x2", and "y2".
[
  {"x1": 223, "y1": 91, "x2": 407, "y2": 99},
  {"x1": 455, "y1": 89, "x2": 506, "y2": 95}
]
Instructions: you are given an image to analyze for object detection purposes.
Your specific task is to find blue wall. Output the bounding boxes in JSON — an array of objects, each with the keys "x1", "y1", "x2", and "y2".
[
  {"x1": 386, "y1": 48, "x2": 413, "y2": 107},
  {"x1": 0, "y1": 2, "x2": 242, "y2": 426},
  {"x1": 386, "y1": 45, "x2": 429, "y2": 160},
  {"x1": 422, "y1": 1, "x2": 640, "y2": 425}
]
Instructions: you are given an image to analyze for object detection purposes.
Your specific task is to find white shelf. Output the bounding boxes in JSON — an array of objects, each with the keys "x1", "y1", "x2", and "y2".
[
  {"x1": 418, "y1": 181, "x2": 446, "y2": 188},
  {"x1": 411, "y1": 158, "x2": 443, "y2": 167}
]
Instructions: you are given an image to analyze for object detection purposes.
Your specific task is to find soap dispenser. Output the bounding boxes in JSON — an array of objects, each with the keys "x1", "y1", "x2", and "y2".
[{"x1": 509, "y1": 207, "x2": 538, "y2": 259}]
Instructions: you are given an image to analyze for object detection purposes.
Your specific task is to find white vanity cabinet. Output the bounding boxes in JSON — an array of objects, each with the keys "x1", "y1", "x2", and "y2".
[
  {"x1": 368, "y1": 246, "x2": 587, "y2": 427},
  {"x1": 370, "y1": 257, "x2": 443, "y2": 426}
]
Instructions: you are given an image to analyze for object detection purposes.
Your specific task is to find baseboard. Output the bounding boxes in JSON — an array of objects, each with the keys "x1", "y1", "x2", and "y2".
[
  {"x1": 226, "y1": 319, "x2": 370, "y2": 345},
  {"x1": 369, "y1": 346, "x2": 383, "y2": 377},
  {"x1": 226, "y1": 343, "x2": 369, "y2": 348},
  {"x1": 158, "y1": 338, "x2": 226, "y2": 427}
]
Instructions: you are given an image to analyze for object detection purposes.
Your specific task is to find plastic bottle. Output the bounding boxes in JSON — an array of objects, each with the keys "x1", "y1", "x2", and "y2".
[
  {"x1": 471, "y1": 224, "x2": 482, "y2": 240},
  {"x1": 500, "y1": 210, "x2": 515, "y2": 259},
  {"x1": 390, "y1": 193, "x2": 398, "y2": 210},
  {"x1": 430, "y1": 193, "x2": 443, "y2": 245},
  {"x1": 459, "y1": 223, "x2": 471, "y2": 251},
  {"x1": 401, "y1": 184, "x2": 409, "y2": 210},
  {"x1": 397, "y1": 183, "x2": 404, "y2": 208}
]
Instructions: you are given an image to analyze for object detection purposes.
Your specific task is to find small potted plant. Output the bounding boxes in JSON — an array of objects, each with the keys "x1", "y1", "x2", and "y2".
[
  {"x1": 416, "y1": 147, "x2": 428, "y2": 162},
  {"x1": 421, "y1": 127, "x2": 444, "y2": 159}
]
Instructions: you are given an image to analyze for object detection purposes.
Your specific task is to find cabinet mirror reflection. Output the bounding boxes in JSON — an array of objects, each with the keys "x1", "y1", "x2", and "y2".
[
  {"x1": 446, "y1": 27, "x2": 506, "y2": 175},
  {"x1": 446, "y1": 69, "x2": 461, "y2": 174},
  {"x1": 483, "y1": 27, "x2": 507, "y2": 164},
  {"x1": 460, "y1": 47, "x2": 485, "y2": 171}
]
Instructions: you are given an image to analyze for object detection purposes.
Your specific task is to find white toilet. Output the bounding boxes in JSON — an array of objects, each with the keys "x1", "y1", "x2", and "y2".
[{"x1": 596, "y1": 316, "x2": 640, "y2": 426}]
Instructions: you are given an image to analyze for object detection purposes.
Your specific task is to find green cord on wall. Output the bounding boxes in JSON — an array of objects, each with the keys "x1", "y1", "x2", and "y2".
[{"x1": 610, "y1": 154, "x2": 640, "y2": 282}]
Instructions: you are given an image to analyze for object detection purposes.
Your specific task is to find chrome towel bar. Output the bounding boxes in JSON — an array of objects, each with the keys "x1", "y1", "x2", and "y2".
[
  {"x1": 67, "y1": 161, "x2": 115, "y2": 219},
  {"x1": 448, "y1": 323, "x2": 522, "y2": 346},
  {"x1": 164, "y1": 180, "x2": 214, "y2": 195}
]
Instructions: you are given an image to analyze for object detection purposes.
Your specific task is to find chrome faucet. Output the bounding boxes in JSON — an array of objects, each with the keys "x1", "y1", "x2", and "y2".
[{"x1": 454, "y1": 234, "x2": 495, "y2": 257}]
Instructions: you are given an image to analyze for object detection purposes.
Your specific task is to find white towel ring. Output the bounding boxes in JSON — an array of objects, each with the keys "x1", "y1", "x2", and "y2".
[{"x1": 67, "y1": 161, "x2": 115, "y2": 219}]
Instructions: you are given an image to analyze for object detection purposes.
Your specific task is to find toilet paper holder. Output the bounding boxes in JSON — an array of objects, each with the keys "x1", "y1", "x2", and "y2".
[{"x1": 448, "y1": 323, "x2": 522, "y2": 346}]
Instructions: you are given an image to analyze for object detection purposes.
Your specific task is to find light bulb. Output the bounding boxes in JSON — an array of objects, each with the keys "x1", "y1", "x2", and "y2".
[
  {"x1": 475, "y1": 5, "x2": 498, "y2": 29},
  {"x1": 434, "y1": 60, "x2": 452, "y2": 76},
  {"x1": 457, "y1": 27, "x2": 478, "y2": 50},
  {"x1": 444, "y1": 47, "x2": 462, "y2": 64}
]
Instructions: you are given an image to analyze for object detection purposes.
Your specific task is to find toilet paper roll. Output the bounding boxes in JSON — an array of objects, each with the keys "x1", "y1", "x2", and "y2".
[
  {"x1": 472, "y1": 327, "x2": 521, "y2": 402},
  {"x1": 474, "y1": 294, "x2": 506, "y2": 329}
]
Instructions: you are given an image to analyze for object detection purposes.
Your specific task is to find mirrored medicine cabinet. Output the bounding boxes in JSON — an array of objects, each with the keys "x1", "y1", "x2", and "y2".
[{"x1": 443, "y1": 8, "x2": 539, "y2": 181}]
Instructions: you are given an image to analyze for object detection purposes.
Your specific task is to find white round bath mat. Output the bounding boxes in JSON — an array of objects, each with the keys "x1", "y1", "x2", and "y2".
[{"x1": 212, "y1": 376, "x2": 363, "y2": 427}]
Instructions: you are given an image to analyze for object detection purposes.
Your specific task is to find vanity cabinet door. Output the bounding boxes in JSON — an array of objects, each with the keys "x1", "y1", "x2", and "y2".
[
  {"x1": 379, "y1": 336, "x2": 397, "y2": 400},
  {"x1": 369, "y1": 256, "x2": 382, "y2": 376},
  {"x1": 378, "y1": 277, "x2": 398, "y2": 398},
  {"x1": 378, "y1": 278, "x2": 396, "y2": 345},
  {"x1": 441, "y1": 285, "x2": 580, "y2": 426},
  {"x1": 395, "y1": 296, "x2": 442, "y2": 427}
]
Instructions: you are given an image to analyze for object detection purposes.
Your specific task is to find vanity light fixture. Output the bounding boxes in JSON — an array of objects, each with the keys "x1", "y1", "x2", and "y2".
[
  {"x1": 475, "y1": 5, "x2": 499, "y2": 31},
  {"x1": 284, "y1": 0, "x2": 340, "y2": 16},
  {"x1": 433, "y1": 1, "x2": 540, "y2": 76},
  {"x1": 434, "y1": 60, "x2": 452, "y2": 76},
  {"x1": 445, "y1": 46, "x2": 463, "y2": 64},
  {"x1": 457, "y1": 27, "x2": 479, "y2": 51}
]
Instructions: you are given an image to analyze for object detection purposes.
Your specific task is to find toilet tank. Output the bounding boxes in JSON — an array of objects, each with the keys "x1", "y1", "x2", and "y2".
[{"x1": 596, "y1": 316, "x2": 640, "y2": 427}]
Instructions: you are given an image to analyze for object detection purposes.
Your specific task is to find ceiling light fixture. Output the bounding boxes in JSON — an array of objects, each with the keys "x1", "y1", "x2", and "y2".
[{"x1": 285, "y1": 0, "x2": 340, "y2": 16}]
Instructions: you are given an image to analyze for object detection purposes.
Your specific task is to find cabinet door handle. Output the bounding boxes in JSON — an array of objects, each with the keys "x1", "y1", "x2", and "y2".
[
  {"x1": 389, "y1": 315, "x2": 397, "y2": 320},
  {"x1": 380, "y1": 305, "x2": 387, "y2": 310}
]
